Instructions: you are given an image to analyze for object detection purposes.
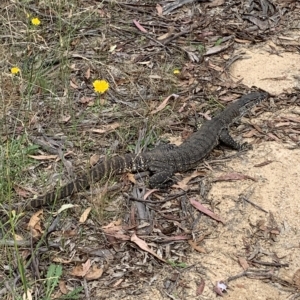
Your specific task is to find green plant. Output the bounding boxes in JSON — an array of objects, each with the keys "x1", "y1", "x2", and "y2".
[
  {"x1": 215, "y1": 38, "x2": 223, "y2": 46},
  {"x1": 43, "y1": 264, "x2": 82, "y2": 300},
  {"x1": 167, "y1": 260, "x2": 188, "y2": 268}
]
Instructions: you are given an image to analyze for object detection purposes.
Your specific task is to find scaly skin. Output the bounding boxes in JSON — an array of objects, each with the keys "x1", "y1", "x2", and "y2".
[{"x1": 27, "y1": 91, "x2": 268, "y2": 209}]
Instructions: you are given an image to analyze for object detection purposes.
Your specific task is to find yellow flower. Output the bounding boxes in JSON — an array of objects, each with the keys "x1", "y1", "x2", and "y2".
[
  {"x1": 93, "y1": 80, "x2": 109, "y2": 94},
  {"x1": 173, "y1": 69, "x2": 180, "y2": 74},
  {"x1": 31, "y1": 17, "x2": 41, "y2": 26},
  {"x1": 11, "y1": 67, "x2": 20, "y2": 74}
]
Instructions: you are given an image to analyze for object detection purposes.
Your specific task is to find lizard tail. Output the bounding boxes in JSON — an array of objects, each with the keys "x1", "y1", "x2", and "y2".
[
  {"x1": 25, "y1": 154, "x2": 138, "y2": 209},
  {"x1": 26, "y1": 160, "x2": 111, "y2": 209}
]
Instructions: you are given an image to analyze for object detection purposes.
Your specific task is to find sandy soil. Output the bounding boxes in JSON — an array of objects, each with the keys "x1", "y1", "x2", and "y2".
[
  {"x1": 186, "y1": 139, "x2": 300, "y2": 299},
  {"x1": 179, "y1": 42, "x2": 300, "y2": 299},
  {"x1": 116, "y1": 44, "x2": 300, "y2": 299},
  {"x1": 118, "y1": 139, "x2": 300, "y2": 300},
  {"x1": 180, "y1": 42, "x2": 300, "y2": 299},
  {"x1": 230, "y1": 40, "x2": 300, "y2": 95}
]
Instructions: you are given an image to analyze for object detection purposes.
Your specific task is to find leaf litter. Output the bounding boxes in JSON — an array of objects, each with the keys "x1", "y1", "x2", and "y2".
[{"x1": 0, "y1": 0, "x2": 300, "y2": 299}]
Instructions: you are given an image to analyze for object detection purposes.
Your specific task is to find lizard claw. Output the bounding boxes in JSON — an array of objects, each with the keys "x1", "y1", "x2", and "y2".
[{"x1": 240, "y1": 142, "x2": 252, "y2": 150}]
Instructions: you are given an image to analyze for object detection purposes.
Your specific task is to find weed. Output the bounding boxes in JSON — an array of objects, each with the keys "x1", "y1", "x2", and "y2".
[
  {"x1": 167, "y1": 260, "x2": 188, "y2": 268},
  {"x1": 215, "y1": 38, "x2": 223, "y2": 46},
  {"x1": 43, "y1": 264, "x2": 82, "y2": 300}
]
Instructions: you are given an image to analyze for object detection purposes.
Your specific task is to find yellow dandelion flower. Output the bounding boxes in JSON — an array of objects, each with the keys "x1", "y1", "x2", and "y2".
[
  {"x1": 173, "y1": 69, "x2": 180, "y2": 74},
  {"x1": 93, "y1": 80, "x2": 109, "y2": 94},
  {"x1": 31, "y1": 17, "x2": 41, "y2": 26},
  {"x1": 11, "y1": 67, "x2": 20, "y2": 74}
]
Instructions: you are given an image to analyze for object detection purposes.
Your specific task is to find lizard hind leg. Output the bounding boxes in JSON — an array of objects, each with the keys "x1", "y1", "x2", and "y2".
[{"x1": 148, "y1": 168, "x2": 175, "y2": 188}]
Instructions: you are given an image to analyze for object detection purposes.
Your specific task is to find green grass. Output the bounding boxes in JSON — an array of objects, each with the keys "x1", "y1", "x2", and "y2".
[
  {"x1": 0, "y1": 0, "x2": 188, "y2": 298},
  {"x1": 0, "y1": 136, "x2": 38, "y2": 202}
]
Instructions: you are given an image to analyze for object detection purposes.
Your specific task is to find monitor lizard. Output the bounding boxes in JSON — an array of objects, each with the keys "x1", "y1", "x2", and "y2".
[{"x1": 25, "y1": 91, "x2": 268, "y2": 209}]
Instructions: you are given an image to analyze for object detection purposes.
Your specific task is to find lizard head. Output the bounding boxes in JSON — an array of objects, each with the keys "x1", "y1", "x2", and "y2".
[{"x1": 238, "y1": 91, "x2": 269, "y2": 115}]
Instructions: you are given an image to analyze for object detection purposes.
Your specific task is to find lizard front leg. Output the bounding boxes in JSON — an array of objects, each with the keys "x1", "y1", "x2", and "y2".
[{"x1": 219, "y1": 128, "x2": 249, "y2": 150}]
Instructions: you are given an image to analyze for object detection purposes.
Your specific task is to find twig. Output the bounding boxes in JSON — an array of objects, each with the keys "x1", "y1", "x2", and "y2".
[
  {"x1": 28, "y1": 135, "x2": 60, "y2": 155},
  {"x1": 162, "y1": 0, "x2": 196, "y2": 15},
  {"x1": 239, "y1": 195, "x2": 268, "y2": 213},
  {"x1": 0, "y1": 239, "x2": 31, "y2": 247},
  {"x1": 290, "y1": 293, "x2": 300, "y2": 300},
  {"x1": 126, "y1": 190, "x2": 186, "y2": 204},
  {"x1": 83, "y1": 278, "x2": 91, "y2": 300},
  {"x1": 252, "y1": 259, "x2": 289, "y2": 268},
  {"x1": 226, "y1": 269, "x2": 298, "y2": 290}
]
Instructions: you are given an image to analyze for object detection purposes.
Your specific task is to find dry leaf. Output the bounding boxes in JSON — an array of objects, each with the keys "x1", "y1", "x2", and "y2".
[
  {"x1": 14, "y1": 185, "x2": 30, "y2": 198},
  {"x1": 133, "y1": 20, "x2": 147, "y2": 33},
  {"x1": 102, "y1": 219, "x2": 122, "y2": 229},
  {"x1": 109, "y1": 44, "x2": 117, "y2": 52},
  {"x1": 70, "y1": 80, "x2": 79, "y2": 89},
  {"x1": 70, "y1": 259, "x2": 91, "y2": 277},
  {"x1": 207, "y1": 61, "x2": 223, "y2": 72},
  {"x1": 79, "y1": 96, "x2": 94, "y2": 104},
  {"x1": 70, "y1": 265, "x2": 86, "y2": 277},
  {"x1": 60, "y1": 115, "x2": 71, "y2": 123},
  {"x1": 127, "y1": 173, "x2": 136, "y2": 184},
  {"x1": 174, "y1": 170, "x2": 206, "y2": 190},
  {"x1": 150, "y1": 94, "x2": 179, "y2": 115},
  {"x1": 238, "y1": 257, "x2": 249, "y2": 270},
  {"x1": 131, "y1": 233, "x2": 166, "y2": 262},
  {"x1": 157, "y1": 32, "x2": 172, "y2": 40},
  {"x1": 56, "y1": 204, "x2": 76, "y2": 214},
  {"x1": 156, "y1": 4, "x2": 163, "y2": 16},
  {"x1": 168, "y1": 136, "x2": 183, "y2": 146},
  {"x1": 157, "y1": 27, "x2": 174, "y2": 41},
  {"x1": 14, "y1": 234, "x2": 24, "y2": 241},
  {"x1": 59, "y1": 281, "x2": 68, "y2": 295},
  {"x1": 22, "y1": 289, "x2": 33, "y2": 300},
  {"x1": 163, "y1": 235, "x2": 189, "y2": 242},
  {"x1": 235, "y1": 38, "x2": 252, "y2": 44},
  {"x1": 110, "y1": 232, "x2": 130, "y2": 241},
  {"x1": 149, "y1": 74, "x2": 162, "y2": 79},
  {"x1": 27, "y1": 210, "x2": 43, "y2": 237},
  {"x1": 188, "y1": 239, "x2": 206, "y2": 253},
  {"x1": 112, "y1": 278, "x2": 124, "y2": 287},
  {"x1": 219, "y1": 94, "x2": 240, "y2": 102},
  {"x1": 52, "y1": 257, "x2": 73, "y2": 264},
  {"x1": 27, "y1": 210, "x2": 43, "y2": 230},
  {"x1": 293, "y1": 269, "x2": 300, "y2": 288},
  {"x1": 85, "y1": 265, "x2": 103, "y2": 280},
  {"x1": 79, "y1": 207, "x2": 92, "y2": 223},
  {"x1": 196, "y1": 278, "x2": 205, "y2": 296},
  {"x1": 90, "y1": 154, "x2": 100, "y2": 166},
  {"x1": 29, "y1": 114, "x2": 38, "y2": 126},
  {"x1": 205, "y1": 43, "x2": 231, "y2": 56},
  {"x1": 102, "y1": 225, "x2": 130, "y2": 241},
  {"x1": 242, "y1": 129, "x2": 258, "y2": 138},
  {"x1": 143, "y1": 188, "x2": 159, "y2": 200},
  {"x1": 89, "y1": 122, "x2": 120, "y2": 134},
  {"x1": 61, "y1": 229, "x2": 77, "y2": 237},
  {"x1": 254, "y1": 160, "x2": 274, "y2": 167},
  {"x1": 207, "y1": 0, "x2": 225, "y2": 7},
  {"x1": 190, "y1": 198, "x2": 225, "y2": 224},
  {"x1": 85, "y1": 68, "x2": 91, "y2": 79},
  {"x1": 102, "y1": 220, "x2": 131, "y2": 241}
]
